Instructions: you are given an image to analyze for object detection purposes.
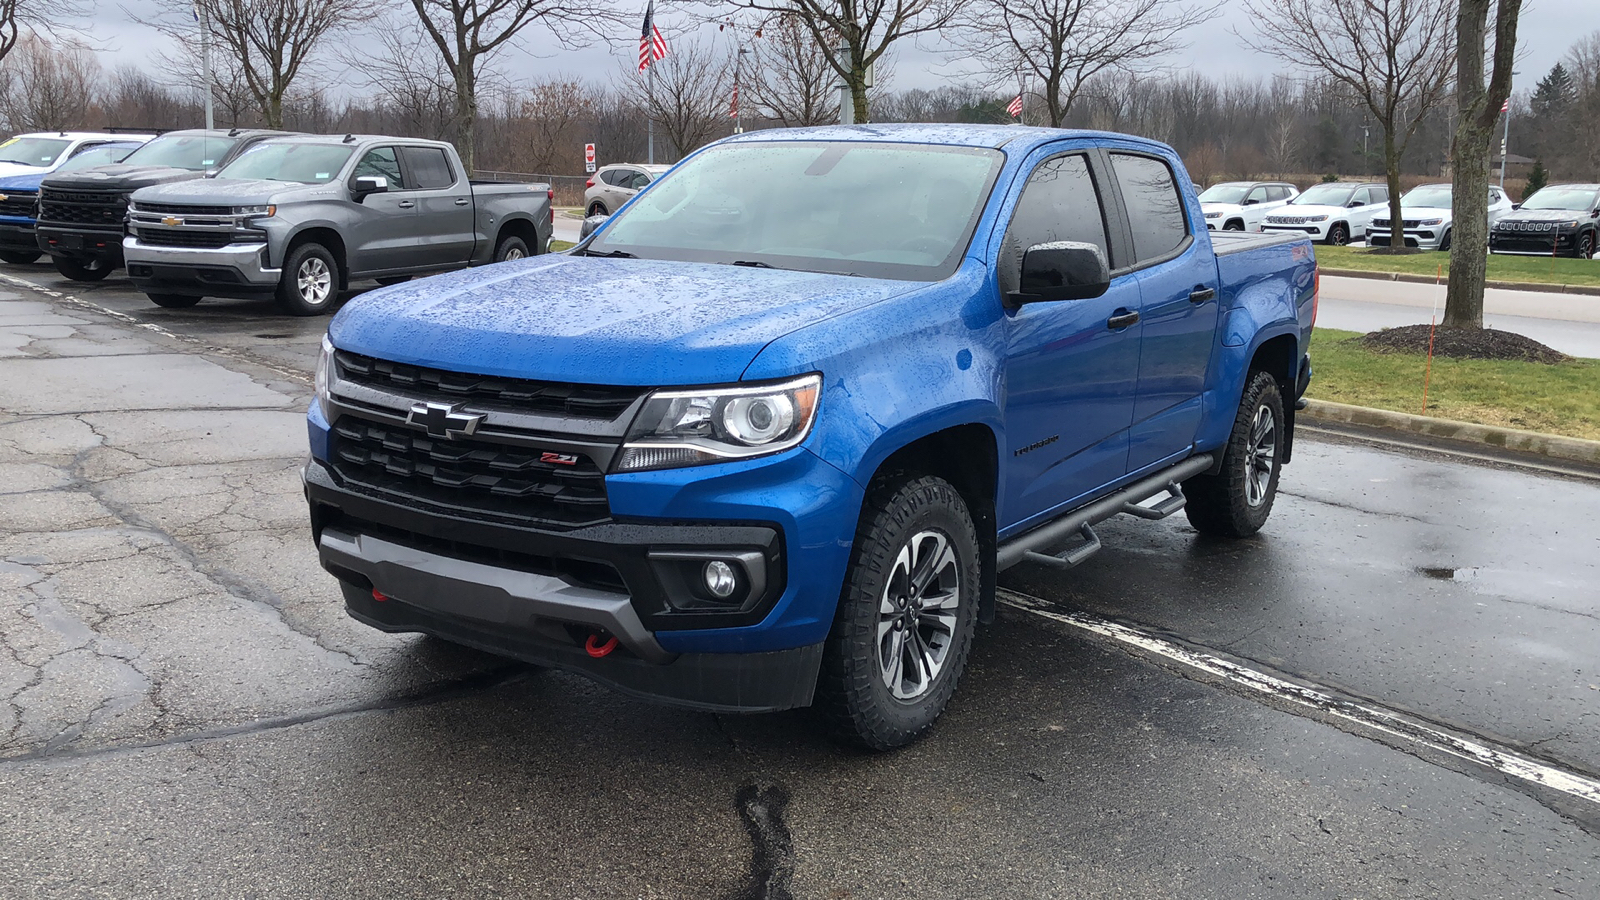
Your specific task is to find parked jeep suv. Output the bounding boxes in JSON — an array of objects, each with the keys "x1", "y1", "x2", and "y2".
[{"x1": 1490, "y1": 183, "x2": 1600, "y2": 258}]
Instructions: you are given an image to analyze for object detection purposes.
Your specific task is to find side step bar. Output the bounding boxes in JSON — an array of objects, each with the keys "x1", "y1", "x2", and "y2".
[{"x1": 996, "y1": 454, "x2": 1214, "y2": 572}]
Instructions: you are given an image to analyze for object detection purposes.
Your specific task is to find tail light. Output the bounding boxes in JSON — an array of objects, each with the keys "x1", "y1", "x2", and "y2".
[
  {"x1": 585, "y1": 178, "x2": 594, "y2": 188},
  {"x1": 1311, "y1": 264, "x2": 1320, "y2": 329}
]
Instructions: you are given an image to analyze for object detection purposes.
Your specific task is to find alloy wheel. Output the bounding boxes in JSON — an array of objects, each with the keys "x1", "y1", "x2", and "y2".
[
  {"x1": 298, "y1": 257, "x2": 332, "y2": 306},
  {"x1": 1245, "y1": 404, "x2": 1277, "y2": 507},
  {"x1": 877, "y1": 529, "x2": 962, "y2": 701},
  {"x1": 503, "y1": 246, "x2": 525, "y2": 261}
]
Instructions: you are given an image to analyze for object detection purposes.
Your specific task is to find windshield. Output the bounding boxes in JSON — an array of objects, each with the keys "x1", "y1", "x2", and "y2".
[
  {"x1": 1198, "y1": 184, "x2": 1250, "y2": 204},
  {"x1": 0, "y1": 136, "x2": 72, "y2": 168},
  {"x1": 1520, "y1": 187, "x2": 1600, "y2": 211},
  {"x1": 57, "y1": 144, "x2": 140, "y2": 173},
  {"x1": 1402, "y1": 186, "x2": 1453, "y2": 208},
  {"x1": 1291, "y1": 185, "x2": 1356, "y2": 206},
  {"x1": 218, "y1": 142, "x2": 354, "y2": 184},
  {"x1": 122, "y1": 134, "x2": 239, "y2": 171},
  {"x1": 588, "y1": 141, "x2": 1004, "y2": 280}
]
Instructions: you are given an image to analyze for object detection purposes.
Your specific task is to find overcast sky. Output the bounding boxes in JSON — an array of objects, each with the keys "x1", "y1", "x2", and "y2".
[{"x1": 93, "y1": 0, "x2": 1600, "y2": 100}]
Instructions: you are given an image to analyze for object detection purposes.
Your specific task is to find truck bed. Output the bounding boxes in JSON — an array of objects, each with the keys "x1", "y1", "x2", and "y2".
[{"x1": 1208, "y1": 229, "x2": 1307, "y2": 256}]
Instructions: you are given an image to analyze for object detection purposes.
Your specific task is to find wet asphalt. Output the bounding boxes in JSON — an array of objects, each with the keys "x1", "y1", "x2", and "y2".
[{"x1": 1, "y1": 263, "x2": 1597, "y2": 898}]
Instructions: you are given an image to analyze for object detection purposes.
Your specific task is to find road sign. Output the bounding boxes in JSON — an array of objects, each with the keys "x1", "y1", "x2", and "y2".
[{"x1": 584, "y1": 144, "x2": 596, "y2": 174}]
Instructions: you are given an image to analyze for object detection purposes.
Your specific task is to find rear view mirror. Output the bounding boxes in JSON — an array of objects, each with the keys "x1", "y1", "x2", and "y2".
[
  {"x1": 352, "y1": 175, "x2": 388, "y2": 201},
  {"x1": 580, "y1": 214, "x2": 609, "y2": 240},
  {"x1": 1009, "y1": 242, "x2": 1110, "y2": 306}
]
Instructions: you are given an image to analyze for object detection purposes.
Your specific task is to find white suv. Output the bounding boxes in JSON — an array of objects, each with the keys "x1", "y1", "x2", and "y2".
[
  {"x1": 1198, "y1": 181, "x2": 1299, "y2": 232},
  {"x1": 1261, "y1": 182, "x2": 1390, "y2": 245},
  {"x1": 1366, "y1": 184, "x2": 1515, "y2": 251},
  {"x1": 0, "y1": 131, "x2": 157, "y2": 179}
]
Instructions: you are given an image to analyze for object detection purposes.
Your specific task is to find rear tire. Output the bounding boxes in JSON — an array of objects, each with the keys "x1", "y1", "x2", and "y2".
[
  {"x1": 277, "y1": 242, "x2": 338, "y2": 316},
  {"x1": 815, "y1": 476, "x2": 980, "y2": 751},
  {"x1": 0, "y1": 249, "x2": 40, "y2": 264},
  {"x1": 147, "y1": 293, "x2": 200, "y2": 309},
  {"x1": 1184, "y1": 369, "x2": 1284, "y2": 539},
  {"x1": 52, "y1": 255, "x2": 112, "y2": 282},
  {"x1": 493, "y1": 234, "x2": 530, "y2": 262}
]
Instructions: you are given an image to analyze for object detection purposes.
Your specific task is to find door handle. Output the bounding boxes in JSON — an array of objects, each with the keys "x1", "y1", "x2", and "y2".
[
  {"x1": 397, "y1": 200, "x2": 415, "y2": 209},
  {"x1": 454, "y1": 198, "x2": 470, "y2": 206},
  {"x1": 1189, "y1": 286, "x2": 1217, "y2": 304},
  {"x1": 1107, "y1": 310, "x2": 1141, "y2": 330}
]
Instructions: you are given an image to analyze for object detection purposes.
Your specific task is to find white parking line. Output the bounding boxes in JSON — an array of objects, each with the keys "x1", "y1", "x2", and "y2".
[{"x1": 999, "y1": 588, "x2": 1600, "y2": 808}]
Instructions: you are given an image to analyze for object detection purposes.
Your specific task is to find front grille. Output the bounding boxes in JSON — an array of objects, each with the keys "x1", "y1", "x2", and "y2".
[
  {"x1": 133, "y1": 228, "x2": 243, "y2": 249},
  {"x1": 1497, "y1": 221, "x2": 1557, "y2": 232},
  {"x1": 133, "y1": 201, "x2": 234, "y2": 216},
  {"x1": 335, "y1": 350, "x2": 644, "y2": 419},
  {"x1": 0, "y1": 191, "x2": 36, "y2": 218},
  {"x1": 329, "y1": 417, "x2": 611, "y2": 530},
  {"x1": 38, "y1": 187, "x2": 126, "y2": 228}
]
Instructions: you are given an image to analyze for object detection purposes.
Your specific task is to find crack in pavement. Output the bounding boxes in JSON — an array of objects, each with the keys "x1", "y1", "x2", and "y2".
[{"x1": 728, "y1": 782, "x2": 796, "y2": 900}]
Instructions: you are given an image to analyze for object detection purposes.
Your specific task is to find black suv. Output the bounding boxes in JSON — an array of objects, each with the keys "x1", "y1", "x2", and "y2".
[
  {"x1": 1490, "y1": 183, "x2": 1600, "y2": 259},
  {"x1": 36, "y1": 129, "x2": 289, "y2": 281}
]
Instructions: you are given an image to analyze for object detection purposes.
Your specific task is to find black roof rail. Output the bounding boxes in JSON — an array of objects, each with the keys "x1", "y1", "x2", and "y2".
[{"x1": 104, "y1": 126, "x2": 169, "y2": 135}]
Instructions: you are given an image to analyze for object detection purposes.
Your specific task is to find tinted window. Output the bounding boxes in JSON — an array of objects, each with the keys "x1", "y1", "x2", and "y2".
[
  {"x1": 353, "y1": 147, "x2": 402, "y2": 186},
  {"x1": 1110, "y1": 153, "x2": 1188, "y2": 263},
  {"x1": 628, "y1": 171, "x2": 652, "y2": 190},
  {"x1": 402, "y1": 146, "x2": 455, "y2": 189},
  {"x1": 1268, "y1": 186, "x2": 1288, "y2": 201},
  {"x1": 1371, "y1": 187, "x2": 1389, "y2": 203},
  {"x1": 1006, "y1": 155, "x2": 1110, "y2": 269},
  {"x1": 1351, "y1": 188, "x2": 1370, "y2": 205},
  {"x1": 601, "y1": 168, "x2": 630, "y2": 186}
]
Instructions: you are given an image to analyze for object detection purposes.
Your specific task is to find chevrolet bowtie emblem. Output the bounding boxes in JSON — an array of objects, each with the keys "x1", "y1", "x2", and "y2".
[
  {"x1": 161, "y1": 216, "x2": 182, "y2": 227},
  {"x1": 405, "y1": 401, "x2": 485, "y2": 440},
  {"x1": 0, "y1": 193, "x2": 8, "y2": 202}
]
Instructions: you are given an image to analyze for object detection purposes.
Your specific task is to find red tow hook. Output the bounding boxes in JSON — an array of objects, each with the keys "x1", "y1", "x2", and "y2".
[
  {"x1": 585, "y1": 632, "x2": 619, "y2": 658},
  {"x1": 372, "y1": 589, "x2": 389, "y2": 602}
]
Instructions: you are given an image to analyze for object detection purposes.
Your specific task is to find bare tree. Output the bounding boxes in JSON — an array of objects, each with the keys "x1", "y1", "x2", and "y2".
[
  {"x1": 1443, "y1": 0, "x2": 1524, "y2": 328},
  {"x1": 0, "y1": 31, "x2": 98, "y2": 132},
  {"x1": 746, "y1": 14, "x2": 838, "y2": 126},
  {"x1": 348, "y1": 22, "x2": 459, "y2": 140},
  {"x1": 623, "y1": 37, "x2": 732, "y2": 159},
  {"x1": 499, "y1": 77, "x2": 598, "y2": 172},
  {"x1": 952, "y1": 0, "x2": 1214, "y2": 127},
  {"x1": 718, "y1": 0, "x2": 955, "y2": 124},
  {"x1": 405, "y1": 0, "x2": 615, "y2": 171},
  {"x1": 0, "y1": 0, "x2": 79, "y2": 68},
  {"x1": 137, "y1": 0, "x2": 357, "y2": 129},
  {"x1": 1239, "y1": 0, "x2": 1455, "y2": 250}
]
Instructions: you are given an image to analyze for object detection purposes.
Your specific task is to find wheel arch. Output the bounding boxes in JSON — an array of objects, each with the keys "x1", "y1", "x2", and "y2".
[
  {"x1": 283, "y1": 226, "x2": 349, "y2": 289},
  {"x1": 493, "y1": 215, "x2": 543, "y2": 255}
]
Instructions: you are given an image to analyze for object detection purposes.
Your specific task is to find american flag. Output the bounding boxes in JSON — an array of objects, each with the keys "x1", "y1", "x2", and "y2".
[
  {"x1": 1006, "y1": 95, "x2": 1023, "y2": 118},
  {"x1": 1500, "y1": 98, "x2": 1510, "y2": 113},
  {"x1": 639, "y1": 1, "x2": 667, "y2": 72},
  {"x1": 730, "y1": 83, "x2": 739, "y2": 119}
]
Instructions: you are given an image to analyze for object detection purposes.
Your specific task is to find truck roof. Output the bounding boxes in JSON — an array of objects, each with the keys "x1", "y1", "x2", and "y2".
[
  {"x1": 720, "y1": 123, "x2": 1175, "y2": 156},
  {"x1": 263, "y1": 134, "x2": 454, "y2": 149}
]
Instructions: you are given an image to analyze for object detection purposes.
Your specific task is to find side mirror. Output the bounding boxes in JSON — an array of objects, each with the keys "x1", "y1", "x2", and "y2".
[
  {"x1": 1008, "y1": 242, "x2": 1110, "y2": 306},
  {"x1": 1511, "y1": 203, "x2": 1521, "y2": 210},
  {"x1": 1348, "y1": 201, "x2": 1364, "y2": 208},
  {"x1": 580, "y1": 214, "x2": 609, "y2": 240},
  {"x1": 351, "y1": 175, "x2": 388, "y2": 201},
  {"x1": 1242, "y1": 198, "x2": 1259, "y2": 206}
]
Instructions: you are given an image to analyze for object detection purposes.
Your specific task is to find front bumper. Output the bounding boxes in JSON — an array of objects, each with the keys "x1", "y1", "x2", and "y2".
[
  {"x1": 1262, "y1": 223, "x2": 1329, "y2": 240},
  {"x1": 124, "y1": 236, "x2": 281, "y2": 297},
  {"x1": 1366, "y1": 227, "x2": 1444, "y2": 250},
  {"x1": 0, "y1": 221, "x2": 36, "y2": 252},
  {"x1": 38, "y1": 225, "x2": 124, "y2": 263},
  {"x1": 1490, "y1": 232, "x2": 1580, "y2": 256}
]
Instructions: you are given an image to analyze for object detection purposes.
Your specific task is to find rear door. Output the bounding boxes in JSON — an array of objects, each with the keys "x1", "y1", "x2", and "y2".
[
  {"x1": 344, "y1": 145, "x2": 416, "y2": 275},
  {"x1": 1111, "y1": 151, "x2": 1221, "y2": 472},
  {"x1": 1000, "y1": 149, "x2": 1143, "y2": 530},
  {"x1": 399, "y1": 145, "x2": 475, "y2": 266}
]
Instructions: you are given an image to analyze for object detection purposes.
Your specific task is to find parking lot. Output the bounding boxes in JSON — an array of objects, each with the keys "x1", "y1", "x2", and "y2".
[{"x1": 2, "y1": 263, "x2": 1598, "y2": 898}]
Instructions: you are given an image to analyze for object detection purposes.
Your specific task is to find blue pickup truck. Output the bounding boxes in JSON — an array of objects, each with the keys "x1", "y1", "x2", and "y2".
[{"x1": 305, "y1": 125, "x2": 1316, "y2": 749}]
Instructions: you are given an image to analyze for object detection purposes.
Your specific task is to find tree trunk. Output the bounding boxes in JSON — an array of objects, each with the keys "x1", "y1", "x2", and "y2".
[
  {"x1": 848, "y1": 66, "x2": 869, "y2": 124},
  {"x1": 454, "y1": 69, "x2": 477, "y2": 172},
  {"x1": 1383, "y1": 125, "x2": 1405, "y2": 249},
  {"x1": 267, "y1": 92, "x2": 283, "y2": 130}
]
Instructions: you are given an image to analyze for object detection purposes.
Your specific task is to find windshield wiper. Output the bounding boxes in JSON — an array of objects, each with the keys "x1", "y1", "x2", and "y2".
[
  {"x1": 583, "y1": 248, "x2": 637, "y2": 258},
  {"x1": 730, "y1": 260, "x2": 776, "y2": 268},
  {"x1": 0, "y1": 159, "x2": 39, "y2": 166}
]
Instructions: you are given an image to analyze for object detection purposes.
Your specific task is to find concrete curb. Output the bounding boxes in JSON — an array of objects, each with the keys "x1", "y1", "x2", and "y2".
[
  {"x1": 1301, "y1": 399, "x2": 1600, "y2": 465},
  {"x1": 1320, "y1": 267, "x2": 1600, "y2": 296}
]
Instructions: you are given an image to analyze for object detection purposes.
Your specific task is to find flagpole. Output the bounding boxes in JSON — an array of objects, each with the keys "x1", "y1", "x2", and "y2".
[
  {"x1": 647, "y1": 62, "x2": 655, "y2": 165},
  {"x1": 199, "y1": 3, "x2": 214, "y2": 130}
]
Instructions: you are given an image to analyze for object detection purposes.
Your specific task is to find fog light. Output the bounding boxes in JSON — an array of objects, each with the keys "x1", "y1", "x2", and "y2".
[{"x1": 703, "y1": 561, "x2": 737, "y2": 599}]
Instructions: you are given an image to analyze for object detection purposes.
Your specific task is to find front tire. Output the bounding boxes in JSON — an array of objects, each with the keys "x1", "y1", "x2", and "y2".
[
  {"x1": 277, "y1": 242, "x2": 338, "y2": 316},
  {"x1": 1576, "y1": 231, "x2": 1595, "y2": 259},
  {"x1": 494, "y1": 234, "x2": 530, "y2": 262},
  {"x1": 52, "y1": 255, "x2": 112, "y2": 282},
  {"x1": 815, "y1": 476, "x2": 980, "y2": 751},
  {"x1": 1184, "y1": 369, "x2": 1284, "y2": 538},
  {"x1": 147, "y1": 293, "x2": 200, "y2": 309},
  {"x1": 1438, "y1": 230, "x2": 1452, "y2": 252},
  {"x1": 1224, "y1": 220, "x2": 1245, "y2": 232},
  {"x1": 587, "y1": 201, "x2": 608, "y2": 217},
  {"x1": 1326, "y1": 223, "x2": 1350, "y2": 246},
  {"x1": 0, "y1": 249, "x2": 40, "y2": 264}
]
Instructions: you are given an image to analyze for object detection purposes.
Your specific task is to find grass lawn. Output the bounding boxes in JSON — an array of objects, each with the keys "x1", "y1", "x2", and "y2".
[
  {"x1": 1315, "y1": 245, "x2": 1600, "y2": 288},
  {"x1": 1307, "y1": 328, "x2": 1600, "y2": 440},
  {"x1": 550, "y1": 239, "x2": 575, "y2": 253}
]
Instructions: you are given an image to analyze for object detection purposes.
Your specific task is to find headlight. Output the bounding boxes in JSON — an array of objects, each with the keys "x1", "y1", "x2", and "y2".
[
  {"x1": 616, "y1": 374, "x2": 821, "y2": 472},
  {"x1": 314, "y1": 335, "x2": 333, "y2": 418},
  {"x1": 1203, "y1": 211, "x2": 1222, "y2": 219},
  {"x1": 1563, "y1": 220, "x2": 1580, "y2": 228},
  {"x1": 234, "y1": 204, "x2": 276, "y2": 216},
  {"x1": 1418, "y1": 217, "x2": 1444, "y2": 226},
  {"x1": 1308, "y1": 215, "x2": 1329, "y2": 222}
]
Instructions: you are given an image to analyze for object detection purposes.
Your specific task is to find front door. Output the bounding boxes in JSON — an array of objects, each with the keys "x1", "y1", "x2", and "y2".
[
  {"x1": 344, "y1": 145, "x2": 416, "y2": 275},
  {"x1": 1001, "y1": 151, "x2": 1142, "y2": 531},
  {"x1": 400, "y1": 145, "x2": 476, "y2": 267}
]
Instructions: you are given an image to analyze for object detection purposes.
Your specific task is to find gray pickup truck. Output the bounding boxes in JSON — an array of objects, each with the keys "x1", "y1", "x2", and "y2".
[{"x1": 123, "y1": 134, "x2": 553, "y2": 315}]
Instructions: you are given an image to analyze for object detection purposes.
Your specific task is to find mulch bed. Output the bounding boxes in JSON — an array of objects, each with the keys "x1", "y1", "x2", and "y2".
[{"x1": 1355, "y1": 325, "x2": 1570, "y2": 363}]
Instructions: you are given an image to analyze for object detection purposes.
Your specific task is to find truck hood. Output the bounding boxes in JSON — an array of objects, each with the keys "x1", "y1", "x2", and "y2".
[
  {"x1": 328, "y1": 255, "x2": 921, "y2": 386},
  {"x1": 0, "y1": 163, "x2": 52, "y2": 180},
  {"x1": 1383, "y1": 206, "x2": 1450, "y2": 221},
  {"x1": 132, "y1": 177, "x2": 323, "y2": 206},
  {"x1": 0, "y1": 172, "x2": 44, "y2": 191},
  {"x1": 43, "y1": 165, "x2": 208, "y2": 192}
]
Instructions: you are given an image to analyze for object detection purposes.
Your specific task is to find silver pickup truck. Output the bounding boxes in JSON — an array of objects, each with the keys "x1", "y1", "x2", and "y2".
[{"x1": 122, "y1": 134, "x2": 553, "y2": 315}]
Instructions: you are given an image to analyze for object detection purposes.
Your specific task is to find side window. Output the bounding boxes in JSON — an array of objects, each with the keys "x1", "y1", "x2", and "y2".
[
  {"x1": 603, "y1": 168, "x2": 632, "y2": 187},
  {"x1": 1006, "y1": 154, "x2": 1111, "y2": 266},
  {"x1": 401, "y1": 146, "x2": 456, "y2": 190},
  {"x1": 69, "y1": 142, "x2": 106, "y2": 158},
  {"x1": 1351, "y1": 188, "x2": 1371, "y2": 206},
  {"x1": 628, "y1": 171, "x2": 652, "y2": 190},
  {"x1": 1268, "y1": 186, "x2": 1288, "y2": 201},
  {"x1": 1245, "y1": 186, "x2": 1268, "y2": 204},
  {"x1": 1110, "y1": 153, "x2": 1188, "y2": 263},
  {"x1": 1371, "y1": 187, "x2": 1389, "y2": 204},
  {"x1": 353, "y1": 147, "x2": 403, "y2": 187}
]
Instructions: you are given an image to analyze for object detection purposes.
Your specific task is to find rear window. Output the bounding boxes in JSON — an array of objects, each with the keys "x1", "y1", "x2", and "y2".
[
  {"x1": 1110, "y1": 153, "x2": 1189, "y2": 263},
  {"x1": 401, "y1": 147, "x2": 455, "y2": 189}
]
